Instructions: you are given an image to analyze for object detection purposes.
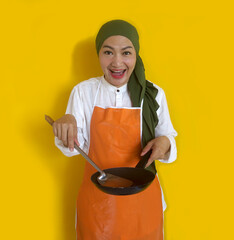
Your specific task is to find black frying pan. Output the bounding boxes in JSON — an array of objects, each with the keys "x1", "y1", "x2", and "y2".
[
  {"x1": 91, "y1": 150, "x2": 155, "y2": 196},
  {"x1": 45, "y1": 115, "x2": 155, "y2": 196}
]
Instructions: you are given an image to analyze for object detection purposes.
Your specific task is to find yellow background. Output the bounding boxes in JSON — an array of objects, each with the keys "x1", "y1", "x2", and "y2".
[{"x1": 1, "y1": 0, "x2": 233, "y2": 239}]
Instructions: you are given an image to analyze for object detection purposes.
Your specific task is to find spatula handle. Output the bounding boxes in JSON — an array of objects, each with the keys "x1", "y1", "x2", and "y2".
[{"x1": 44, "y1": 115, "x2": 106, "y2": 176}]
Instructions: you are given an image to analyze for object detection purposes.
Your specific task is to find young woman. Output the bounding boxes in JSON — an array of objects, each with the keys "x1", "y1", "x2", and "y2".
[{"x1": 53, "y1": 20, "x2": 177, "y2": 240}]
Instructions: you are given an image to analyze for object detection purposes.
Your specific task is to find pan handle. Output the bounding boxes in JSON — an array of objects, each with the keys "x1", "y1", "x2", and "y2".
[{"x1": 135, "y1": 150, "x2": 152, "y2": 169}]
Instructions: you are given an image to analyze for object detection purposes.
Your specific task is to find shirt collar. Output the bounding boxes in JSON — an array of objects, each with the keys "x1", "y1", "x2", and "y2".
[{"x1": 100, "y1": 76, "x2": 128, "y2": 93}]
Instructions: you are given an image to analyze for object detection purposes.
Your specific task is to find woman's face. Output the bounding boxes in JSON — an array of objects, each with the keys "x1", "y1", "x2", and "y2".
[{"x1": 98, "y1": 35, "x2": 137, "y2": 87}]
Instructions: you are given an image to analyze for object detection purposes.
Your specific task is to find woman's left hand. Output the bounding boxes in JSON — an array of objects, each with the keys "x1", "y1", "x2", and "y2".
[{"x1": 140, "y1": 136, "x2": 171, "y2": 168}]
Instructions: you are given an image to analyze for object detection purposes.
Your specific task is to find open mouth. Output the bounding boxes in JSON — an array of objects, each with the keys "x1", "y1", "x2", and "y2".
[{"x1": 109, "y1": 69, "x2": 126, "y2": 79}]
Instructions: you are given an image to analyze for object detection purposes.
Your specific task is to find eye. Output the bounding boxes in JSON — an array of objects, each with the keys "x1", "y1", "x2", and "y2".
[
  {"x1": 123, "y1": 51, "x2": 131, "y2": 56},
  {"x1": 104, "y1": 51, "x2": 113, "y2": 55}
]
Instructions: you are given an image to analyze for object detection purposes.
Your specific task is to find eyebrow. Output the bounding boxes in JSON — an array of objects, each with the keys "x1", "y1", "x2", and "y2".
[{"x1": 102, "y1": 45, "x2": 133, "y2": 50}]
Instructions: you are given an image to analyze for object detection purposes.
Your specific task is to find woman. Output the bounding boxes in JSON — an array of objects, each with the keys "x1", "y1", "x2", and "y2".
[{"x1": 53, "y1": 20, "x2": 177, "y2": 240}]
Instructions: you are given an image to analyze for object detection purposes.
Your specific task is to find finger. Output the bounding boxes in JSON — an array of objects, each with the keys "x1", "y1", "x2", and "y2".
[
  {"x1": 145, "y1": 161, "x2": 152, "y2": 168},
  {"x1": 145, "y1": 148, "x2": 163, "y2": 168},
  {"x1": 53, "y1": 123, "x2": 57, "y2": 137},
  {"x1": 74, "y1": 138, "x2": 79, "y2": 146},
  {"x1": 68, "y1": 124, "x2": 74, "y2": 151},
  {"x1": 57, "y1": 123, "x2": 62, "y2": 140},
  {"x1": 73, "y1": 127, "x2": 79, "y2": 146},
  {"x1": 61, "y1": 124, "x2": 68, "y2": 147},
  {"x1": 140, "y1": 141, "x2": 153, "y2": 156},
  {"x1": 145, "y1": 155, "x2": 154, "y2": 168}
]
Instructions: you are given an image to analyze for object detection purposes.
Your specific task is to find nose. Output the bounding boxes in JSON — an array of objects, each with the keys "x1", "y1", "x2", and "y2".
[{"x1": 111, "y1": 54, "x2": 123, "y2": 67}]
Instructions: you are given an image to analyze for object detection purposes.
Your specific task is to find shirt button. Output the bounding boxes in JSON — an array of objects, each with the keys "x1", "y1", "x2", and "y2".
[{"x1": 117, "y1": 89, "x2": 120, "y2": 93}]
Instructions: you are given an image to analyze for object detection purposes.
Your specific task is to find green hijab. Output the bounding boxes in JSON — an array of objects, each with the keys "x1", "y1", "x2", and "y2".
[{"x1": 96, "y1": 20, "x2": 159, "y2": 172}]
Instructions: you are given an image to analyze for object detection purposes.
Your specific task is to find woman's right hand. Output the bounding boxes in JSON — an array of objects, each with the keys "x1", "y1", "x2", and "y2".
[{"x1": 53, "y1": 114, "x2": 79, "y2": 151}]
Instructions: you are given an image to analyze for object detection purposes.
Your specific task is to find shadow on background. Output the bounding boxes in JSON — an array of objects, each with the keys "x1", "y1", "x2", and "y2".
[
  {"x1": 72, "y1": 37, "x2": 103, "y2": 83},
  {"x1": 61, "y1": 37, "x2": 103, "y2": 239},
  {"x1": 25, "y1": 37, "x2": 103, "y2": 239}
]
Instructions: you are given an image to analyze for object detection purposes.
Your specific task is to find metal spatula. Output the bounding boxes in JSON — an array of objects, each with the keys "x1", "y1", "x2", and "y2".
[{"x1": 45, "y1": 115, "x2": 133, "y2": 188}]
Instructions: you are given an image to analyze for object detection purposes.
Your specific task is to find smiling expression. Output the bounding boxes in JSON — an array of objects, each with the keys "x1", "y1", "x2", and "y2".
[{"x1": 98, "y1": 35, "x2": 137, "y2": 87}]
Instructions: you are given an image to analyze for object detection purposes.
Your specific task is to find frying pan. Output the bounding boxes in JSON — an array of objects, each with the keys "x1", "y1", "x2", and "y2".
[
  {"x1": 91, "y1": 150, "x2": 155, "y2": 196},
  {"x1": 45, "y1": 115, "x2": 155, "y2": 196}
]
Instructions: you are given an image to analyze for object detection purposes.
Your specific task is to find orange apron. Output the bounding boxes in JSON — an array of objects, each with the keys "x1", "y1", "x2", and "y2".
[{"x1": 76, "y1": 99, "x2": 163, "y2": 239}]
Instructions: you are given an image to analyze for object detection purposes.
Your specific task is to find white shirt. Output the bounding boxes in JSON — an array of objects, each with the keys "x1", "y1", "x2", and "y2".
[
  {"x1": 55, "y1": 76, "x2": 178, "y2": 210},
  {"x1": 55, "y1": 76, "x2": 177, "y2": 162}
]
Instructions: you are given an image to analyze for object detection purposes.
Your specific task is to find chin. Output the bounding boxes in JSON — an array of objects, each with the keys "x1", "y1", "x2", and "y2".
[
  {"x1": 113, "y1": 79, "x2": 128, "y2": 87},
  {"x1": 105, "y1": 73, "x2": 130, "y2": 87}
]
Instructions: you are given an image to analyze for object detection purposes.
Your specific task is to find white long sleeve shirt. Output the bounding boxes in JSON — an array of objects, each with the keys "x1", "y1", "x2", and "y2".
[
  {"x1": 55, "y1": 76, "x2": 177, "y2": 162},
  {"x1": 55, "y1": 76, "x2": 177, "y2": 211}
]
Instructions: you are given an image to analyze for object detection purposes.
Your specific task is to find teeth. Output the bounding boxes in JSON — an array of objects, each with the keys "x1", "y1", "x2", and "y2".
[{"x1": 111, "y1": 70, "x2": 125, "y2": 73}]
